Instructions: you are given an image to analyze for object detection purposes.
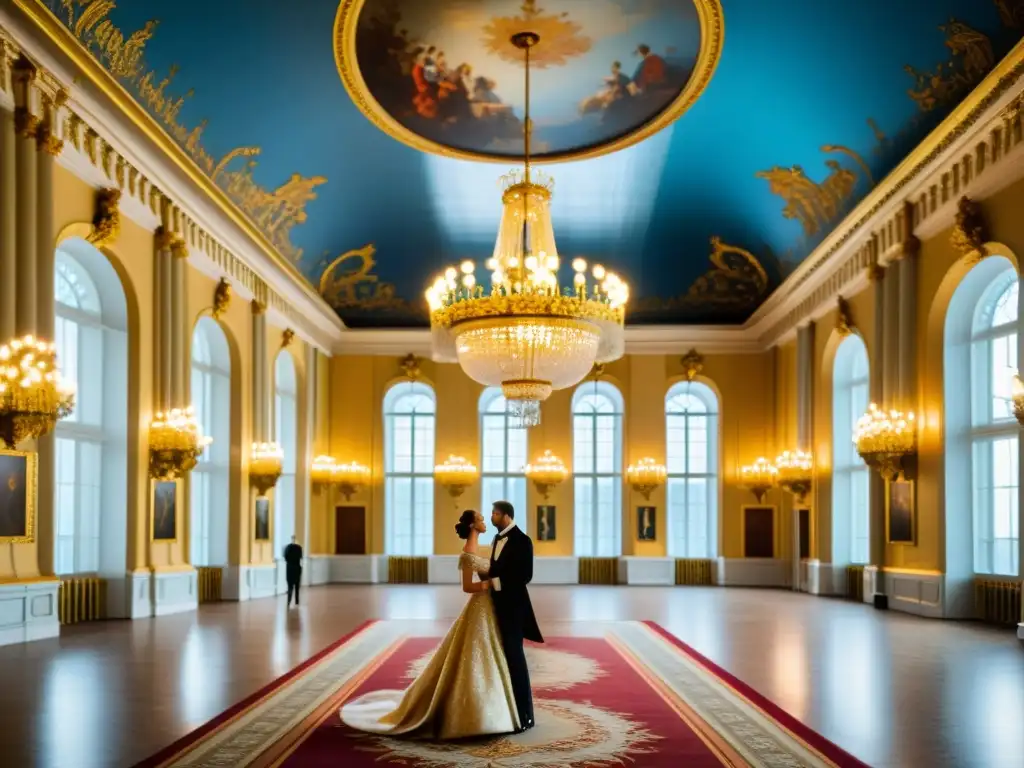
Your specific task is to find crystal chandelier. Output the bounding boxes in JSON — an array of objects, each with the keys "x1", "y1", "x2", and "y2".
[
  {"x1": 627, "y1": 457, "x2": 667, "y2": 500},
  {"x1": 0, "y1": 334, "x2": 75, "y2": 448},
  {"x1": 1012, "y1": 374, "x2": 1024, "y2": 426},
  {"x1": 775, "y1": 450, "x2": 813, "y2": 503},
  {"x1": 148, "y1": 406, "x2": 211, "y2": 479},
  {"x1": 853, "y1": 403, "x2": 916, "y2": 481},
  {"x1": 524, "y1": 449, "x2": 568, "y2": 499},
  {"x1": 740, "y1": 457, "x2": 777, "y2": 503},
  {"x1": 250, "y1": 441, "x2": 284, "y2": 496},
  {"x1": 425, "y1": 32, "x2": 627, "y2": 428}
]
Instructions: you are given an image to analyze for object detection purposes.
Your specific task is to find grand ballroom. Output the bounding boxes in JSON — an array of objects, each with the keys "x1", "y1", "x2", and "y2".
[{"x1": 1, "y1": 0, "x2": 1024, "y2": 766}]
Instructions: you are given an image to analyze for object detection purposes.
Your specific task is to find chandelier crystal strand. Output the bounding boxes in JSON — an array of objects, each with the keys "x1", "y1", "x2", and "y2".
[{"x1": 425, "y1": 31, "x2": 627, "y2": 428}]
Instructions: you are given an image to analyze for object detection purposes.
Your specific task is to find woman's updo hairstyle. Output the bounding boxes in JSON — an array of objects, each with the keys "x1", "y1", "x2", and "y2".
[{"x1": 455, "y1": 510, "x2": 477, "y2": 540}]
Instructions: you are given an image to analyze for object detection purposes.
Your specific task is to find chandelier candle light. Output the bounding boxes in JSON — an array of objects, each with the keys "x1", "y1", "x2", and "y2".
[
  {"x1": 1012, "y1": 374, "x2": 1024, "y2": 426},
  {"x1": 425, "y1": 31, "x2": 627, "y2": 429},
  {"x1": 775, "y1": 450, "x2": 813, "y2": 503},
  {"x1": 148, "y1": 406, "x2": 211, "y2": 480},
  {"x1": 434, "y1": 455, "x2": 478, "y2": 502},
  {"x1": 249, "y1": 442, "x2": 284, "y2": 496},
  {"x1": 740, "y1": 457, "x2": 778, "y2": 503},
  {"x1": 627, "y1": 457, "x2": 667, "y2": 500},
  {"x1": 853, "y1": 403, "x2": 916, "y2": 481},
  {"x1": 334, "y1": 461, "x2": 371, "y2": 500},
  {"x1": 0, "y1": 334, "x2": 75, "y2": 448},
  {"x1": 524, "y1": 449, "x2": 568, "y2": 499}
]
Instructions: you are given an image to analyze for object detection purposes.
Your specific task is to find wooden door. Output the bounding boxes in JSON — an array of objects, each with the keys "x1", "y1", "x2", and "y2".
[
  {"x1": 743, "y1": 506, "x2": 775, "y2": 558},
  {"x1": 334, "y1": 506, "x2": 366, "y2": 555}
]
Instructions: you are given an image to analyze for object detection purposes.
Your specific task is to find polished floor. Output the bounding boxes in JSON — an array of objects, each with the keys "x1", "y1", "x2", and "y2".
[{"x1": 0, "y1": 586, "x2": 1022, "y2": 768}]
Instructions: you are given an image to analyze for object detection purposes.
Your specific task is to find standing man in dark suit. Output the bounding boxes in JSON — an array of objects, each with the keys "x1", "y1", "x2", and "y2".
[
  {"x1": 283, "y1": 535, "x2": 303, "y2": 607},
  {"x1": 486, "y1": 500, "x2": 543, "y2": 732}
]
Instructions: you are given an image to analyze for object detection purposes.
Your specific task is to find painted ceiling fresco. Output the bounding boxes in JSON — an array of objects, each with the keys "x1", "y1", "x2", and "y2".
[{"x1": 38, "y1": 0, "x2": 1024, "y2": 328}]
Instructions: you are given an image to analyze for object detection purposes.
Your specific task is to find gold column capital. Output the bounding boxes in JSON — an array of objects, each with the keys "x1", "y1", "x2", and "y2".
[
  {"x1": 866, "y1": 262, "x2": 885, "y2": 283},
  {"x1": 170, "y1": 237, "x2": 189, "y2": 260},
  {"x1": 154, "y1": 226, "x2": 175, "y2": 252},
  {"x1": 13, "y1": 107, "x2": 39, "y2": 140}
]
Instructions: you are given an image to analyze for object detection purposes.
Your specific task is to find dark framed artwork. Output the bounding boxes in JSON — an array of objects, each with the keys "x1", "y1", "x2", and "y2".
[
  {"x1": 886, "y1": 479, "x2": 915, "y2": 544},
  {"x1": 152, "y1": 480, "x2": 178, "y2": 542},
  {"x1": 536, "y1": 505, "x2": 556, "y2": 542},
  {"x1": 743, "y1": 505, "x2": 776, "y2": 558},
  {"x1": 798, "y1": 508, "x2": 811, "y2": 560},
  {"x1": 0, "y1": 449, "x2": 36, "y2": 544},
  {"x1": 254, "y1": 496, "x2": 271, "y2": 541},
  {"x1": 637, "y1": 506, "x2": 656, "y2": 541}
]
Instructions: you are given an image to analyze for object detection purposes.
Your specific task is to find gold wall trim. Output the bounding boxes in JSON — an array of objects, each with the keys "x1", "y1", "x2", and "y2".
[
  {"x1": 9, "y1": 0, "x2": 338, "y2": 336},
  {"x1": 333, "y1": 0, "x2": 725, "y2": 164}
]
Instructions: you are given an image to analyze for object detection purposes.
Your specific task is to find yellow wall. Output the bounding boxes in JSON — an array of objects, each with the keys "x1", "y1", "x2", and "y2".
[{"x1": 326, "y1": 351, "x2": 778, "y2": 558}]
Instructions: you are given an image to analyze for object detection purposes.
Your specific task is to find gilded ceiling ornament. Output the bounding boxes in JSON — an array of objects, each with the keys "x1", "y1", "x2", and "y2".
[
  {"x1": 836, "y1": 296, "x2": 853, "y2": 337},
  {"x1": 681, "y1": 350, "x2": 704, "y2": 381},
  {"x1": 400, "y1": 354, "x2": 420, "y2": 380},
  {"x1": 950, "y1": 196, "x2": 987, "y2": 259},
  {"x1": 995, "y1": 0, "x2": 1024, "y2": 29},
  {"x1": 481, "y1": 0, "x2": 592, "y2": 68},
  {"x1": 280, "y1": 328, "x2": 295, "y2": 349},
  {"x1": 212, "y1": 277, "x2": 232, "y2": 319},
  {"x1": 904, "y1": 20, "x2": 993, "y2": 113},
  {"x1": 54, "y1": 1, "x2": 324, "y2": 263},
  {"x1": 87, "y1": 188, "x2": 121, "y2": 247},
  {"x1": 318, "y1": 243, "x2": 418, "y2": 317}
]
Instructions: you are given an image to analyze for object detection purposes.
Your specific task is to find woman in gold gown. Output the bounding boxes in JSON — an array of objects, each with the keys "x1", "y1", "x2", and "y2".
[{"x1": 339, "y1": 510, "x2": 520, "y2": 739}]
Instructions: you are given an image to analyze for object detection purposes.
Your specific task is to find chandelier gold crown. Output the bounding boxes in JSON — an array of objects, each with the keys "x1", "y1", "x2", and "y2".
[
  {"x1": 0, "y1": 334, "x2": 75, "y2": 448},
  {"x1": 426, "y1": 30, "x2": 627, "y2": 429}
]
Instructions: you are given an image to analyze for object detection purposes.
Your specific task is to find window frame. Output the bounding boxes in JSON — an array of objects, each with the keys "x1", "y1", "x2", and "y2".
[
  {"x1": 478, "y1": 388, "x2": 528, "y2": 547},
  {"x1": 384, "y1": 381, "x2": 437, "y2": 556},
  {"x1": 572, "y1": 380, "x2": 624, "y2": 558},
  {"x1": 831, "y1": 334, "x2": 871, "y2": 566},
  {"x1": 665, "y1": 380, "x2": 719, "y2": 558}
]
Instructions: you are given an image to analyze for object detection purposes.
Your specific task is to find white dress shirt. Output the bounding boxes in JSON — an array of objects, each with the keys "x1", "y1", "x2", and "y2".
[{"x1": 490, "y1": 522, "x2": 517, "y2": 592}]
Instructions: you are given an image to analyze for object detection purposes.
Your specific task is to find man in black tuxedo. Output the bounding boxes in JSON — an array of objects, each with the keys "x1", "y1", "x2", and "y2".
[
  {"x1": 283, "y1": 535, "x2": 303, "y2": 607},
  {"x1": 486, "y1": 500, "x2": 543, "y2": 732}
]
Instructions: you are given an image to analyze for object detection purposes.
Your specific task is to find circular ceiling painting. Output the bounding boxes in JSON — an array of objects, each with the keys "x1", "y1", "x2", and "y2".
[{"x1": 334, "y1": 0, "x2": 724, "y2": 163}]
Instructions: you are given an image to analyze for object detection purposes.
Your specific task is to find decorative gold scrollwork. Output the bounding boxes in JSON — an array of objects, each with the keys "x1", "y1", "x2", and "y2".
[
  {"x1": 681, "y1": 349, "x2": 704, "y2": 381},
  {"x1": 950, "y1": 196, "x2": 987, "y2": 259},
  {"x1": 87, "y1": 188, "x2": 121, "y2": 247},
  {"x1": 212, "y1": 277, "x2": 232, "y2": 319}
]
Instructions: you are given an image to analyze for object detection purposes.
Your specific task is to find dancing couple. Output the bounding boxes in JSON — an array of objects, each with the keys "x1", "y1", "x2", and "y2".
[{"x1": 341, "y1": 501, "x2": 543, "y2": 739}]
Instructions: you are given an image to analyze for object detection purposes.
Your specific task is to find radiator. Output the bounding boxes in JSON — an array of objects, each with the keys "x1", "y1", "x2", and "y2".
[
  {"x1": 388, "y1": 556, "x2": 429, "y2": 584},
  {"x1": 58, "y1": 576, "x2": 104, "y2": 625},
  {"x1": 846, "y1": 565, "x2": 864, "y2": 602},
  {"x1": 675, "y1": 558, "x2": 714, "y2": 586},
  {"x1": 197, "y1": 566, "x2": 223, "y2": 603},
  {"x1": 578, "y1": 557, "x2": 618, "y2": 585},
  {"x1": 974, "y1": 578, "x2": 1022, "y2": 626}
]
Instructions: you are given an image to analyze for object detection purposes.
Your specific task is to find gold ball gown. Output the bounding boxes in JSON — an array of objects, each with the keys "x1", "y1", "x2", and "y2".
[{"x1": 339, "y1": 552, "x2": 521, "y2": 739}]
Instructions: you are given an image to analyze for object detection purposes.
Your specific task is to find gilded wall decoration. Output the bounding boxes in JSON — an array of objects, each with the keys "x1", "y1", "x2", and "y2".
[
  {"x1": 211, "y1": 277, "x2": 231, "y2": 319},
  {"x1": 631, "y1": 237, "x2": 769, "y2": 319},
  {"x1": 835, "y1": 296, "x2": 853, "y2": 337},
  {"x1": 950, "y1": 196, "x2": 988, "y2": 258},
  {"x1": 400, "y1": 354, "x2": 420, "y2": 380},
  {"x1": 681, "y1": 349, "x2": 703, "y2": 381},
  {"x1": 49, "y1": 1, "x2": 326, "y2": 263},
  {"x1": 280, "y1": 328, "x2": 295, "y2": 349},
  {"x1": 994, "y1": 0, "x2": 1024, "y2": 29},
  {"x1": 86, "y1": 187, "x2": 120, "y2": 247},
  {"x1": 318, "y1": 243, "x2": 422, "y2": 319}
]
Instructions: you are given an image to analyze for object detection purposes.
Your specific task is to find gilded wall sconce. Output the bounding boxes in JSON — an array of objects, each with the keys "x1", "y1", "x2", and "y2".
[
  {"x1": 853, "y1": 403, "x2": 916, "y2": 481},
  {"x1": 775, "y1": 450, "x2": 813, "y2": 503},
  {"x1": 434, "y1": 455, "x2": 477, "y2": 504},
  {"x1": 250, "y1": 441, "x2": 284, "y2": 495},
  {"x1": 626, "y1": 457, "x2": 666, "y2": 500},
  {"x1": 148, "y1": 406, "x2": 211, "y2": 480},
  {"x1": 0, "y1": 335, "x2": 75, "y2": 448},
  {"x1": 740, "y1": 457, "x2": 777, "y2": 503},
  {"x1": 524, "y1": 450, "x2": 568, "y2": 499}
]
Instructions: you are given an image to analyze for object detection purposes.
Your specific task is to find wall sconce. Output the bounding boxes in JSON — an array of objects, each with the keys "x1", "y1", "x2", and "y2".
[
  {"x1": 310, "y1": 455, "x2": 370, "y2": 499},
  {"x1": 148, "y1": 406, "x2": 211, "y2": 480},
  {"x1": 1013, "y1": 375, "x2": 1024, "y2": 426},
  {"x1": 250, "y1": 441, "x2": 284, "y2": 496},
  {"x1": 524, "y1": 450, "x2": 568, "y2": 499},
  {"x1": 434, "y1": 455, "x2": 477, "y2": 502},
  {"x1": 0, "y1": 334, "x2": 76, "y2": 448},
  {"x1": 775, "y1": 450, "x2": 813, "y2": 503},
  {"x1": 626, "y1": 457, "x2": 666, "y2": 500},
  {"x1": 740, "y1": 457, "x2": 777, "y2": 503},
  {"x1": 853, "y1": 403, "x2": 916, "y2": 481}
]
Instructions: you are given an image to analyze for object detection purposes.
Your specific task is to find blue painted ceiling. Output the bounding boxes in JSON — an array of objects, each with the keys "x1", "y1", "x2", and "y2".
[{"x1": 42, "y1": 0, "x2": 1024, "y2": 327}]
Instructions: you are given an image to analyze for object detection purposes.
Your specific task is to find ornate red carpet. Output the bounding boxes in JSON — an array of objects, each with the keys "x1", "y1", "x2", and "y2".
[{"x1": 136, "y1": 620, "x2": 870, "y2": 768}]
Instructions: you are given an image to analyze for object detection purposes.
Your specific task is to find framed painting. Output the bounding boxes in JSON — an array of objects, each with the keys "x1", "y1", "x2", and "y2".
[
  {"x1": 152, "y1": 479, "x2": 178, "y2": 542},
  {"x1": 0, "y1": 449, "x2": 37, "y2": 544},
  {"x1": 742, "y1": 505, "x2": 776, "y2": 559},
  {"x1": 536, "y1": 505, "x2": 556, "y2": 542},
  {"x1": 886, "y1": 478, "x2": 915, "y2": 544},
  {"x1": 254, "y1": 496, "x2": 272, "y2": 542},
  {"x1": 637, "y1": 506, "x2": 657, "y2": 541}
]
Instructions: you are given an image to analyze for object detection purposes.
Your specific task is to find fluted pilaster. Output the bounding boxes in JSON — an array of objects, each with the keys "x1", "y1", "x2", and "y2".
[
  {"x1": 154, "y1": 226, "x2": 174, "y2": 411},
  {"x1": 170, "y1": 238, "x2": 188, "y2": 407},
  {"x1": 882, "y1": 260, "x2": 900, "y2": 409},
  {"x1": 12, "y1": 57, "x2": 37, "y2": 336},
  {"x1": 868, "y1": 263, "x2": 886, "y2": 578},
  {"x1": 252, "y1": 301, "x2": 268, "y2": 441},
  {"x1": 0, "y1": 102, "x2": 15, "y2": 341},
  {"x1": 796, "y1": 323, "x2": 815, "y2": 452}
]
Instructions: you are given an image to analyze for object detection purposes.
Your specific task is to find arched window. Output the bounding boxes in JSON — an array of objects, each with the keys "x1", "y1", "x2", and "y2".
[
  {"x1": 479, "y1": 388, "x2": 528, "y2": 547},
  {"x1": 384, "y1": 381, "x2": 436, "y2": 555},
  {"x1": 189, "y1": 317, "x2": 231, "y2": 566},
  {"x1": 665, "y1": 381, "x2": 719, "y2": 558},
  {"x1": 274, "y1": 351, "x2": 298, "y2": 557},
  {"x1": 572, "y1": 381, "x2": 623, "y2": 557},
  {"x1": 946, "y1": 257, "x2": 1020, "y2": 579},
  {"x1": 832, "y1": 335, "x2": 870, "y2": 565},
  {"x1": 53, "y1": 243, "x2": 128, "y2": 576}
]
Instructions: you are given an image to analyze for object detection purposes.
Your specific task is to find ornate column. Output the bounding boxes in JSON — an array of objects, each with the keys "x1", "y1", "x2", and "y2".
[
  {"x1": 12, "y1": 56, "x2": 37, "y2": 336},
  {"x1": 0, "y1": 47, "x2": 16, "y2": 341},
  {"x1": 169, "y1": 235, "x2": 188, "y2": 407},
  {"x1": 881, "y1": 255, "x2": 900, "y2": 409},
  {"x1": 251, "y1": 300, "x2": 268, "y2": 442},
  {"x1": 794, "y1": 323, "x2": 815, "y2": 590},
  {"x1": 154, "y1": 224, "x2": 174, "y2": 412},
  {"x1": 868, "y1": 259, "x2": 887, "y2": 598},
  {"x1": 896, "y1": 206, "x2": 920, "y2": 411}
]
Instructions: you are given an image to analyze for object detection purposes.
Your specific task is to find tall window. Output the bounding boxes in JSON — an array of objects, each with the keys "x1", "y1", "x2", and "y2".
[
  {"x1": 189, "y1": 318, "x2": 231, "y2": 566},
  {"x1": 274, "y1": 351, "x2": 298, "y2": 557},
  {"x1": 573, "y1": 381, "x2": 623, "y2": 557},
  {"x1": 479, "y1": 388, "x2": 527, "y2": 547},
  {"x1": 665, "y1": 381, "x2": 718, "y2": 558},
  {"x1": 832, "y1": 335, "x2": 871, "y2": 565},
  {"x1": 384, "y1": 381, "x2": 436, "y2": 555},
  {"x1": 53, "y1": 243, "x2": 128, "y2": 576}
]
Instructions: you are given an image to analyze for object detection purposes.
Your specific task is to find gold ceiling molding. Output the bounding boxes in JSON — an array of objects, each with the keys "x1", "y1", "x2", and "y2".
[
  {"x1": 45, "y1": 0, "x2": 326, "y2": 264},
  {"x1": 332, "y1": 0, "x2": 725, "y2": 164}
]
